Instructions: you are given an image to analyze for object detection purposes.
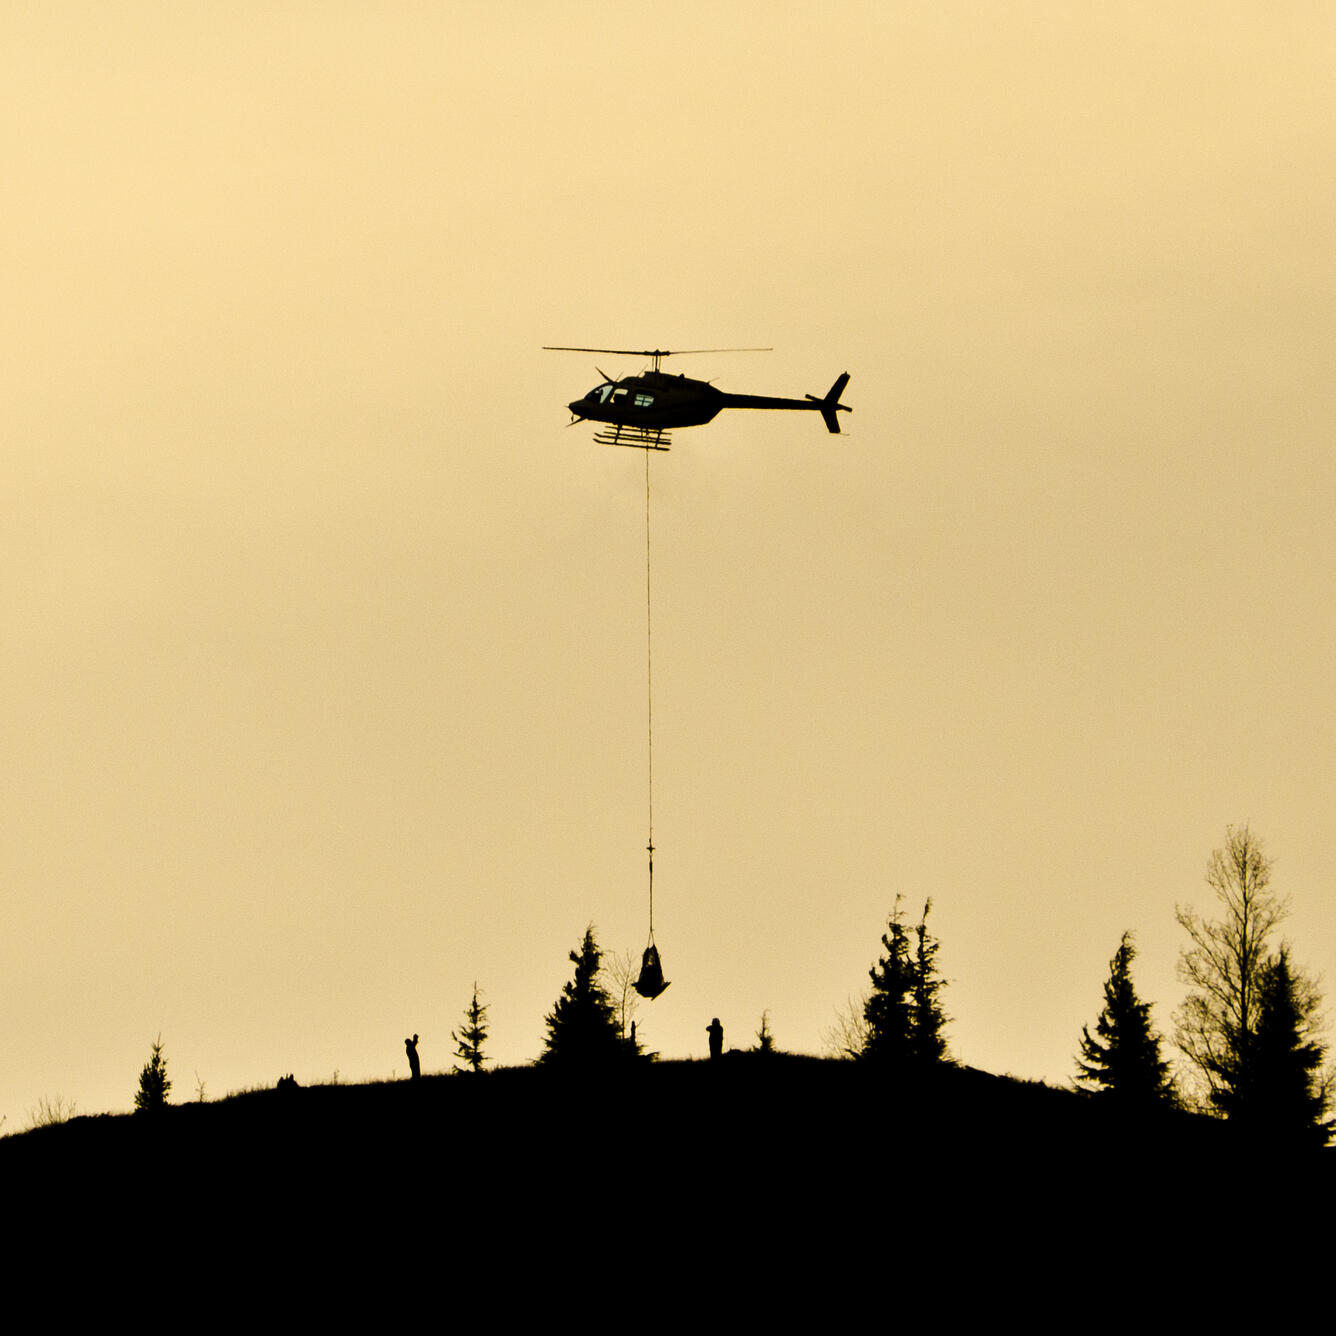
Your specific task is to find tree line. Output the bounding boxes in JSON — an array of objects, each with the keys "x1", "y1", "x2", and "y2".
[
  {"x1": 115, "y1": 824, "x2": 1329, "y2": 1150},
  {"x1": 841, "y1": 823, "x2": 1330, "y2": 1148},
  {"x1": 525, "y1": 822, "x2": 1331, "y2": 1150}
]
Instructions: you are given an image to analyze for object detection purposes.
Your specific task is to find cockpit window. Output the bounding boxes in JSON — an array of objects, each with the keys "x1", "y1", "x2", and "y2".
[{"x1": 585, "y1": 383, "x2": 614, "y2": 403}]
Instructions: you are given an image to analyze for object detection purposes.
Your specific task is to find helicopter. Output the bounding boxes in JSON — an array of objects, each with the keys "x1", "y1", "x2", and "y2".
[{"x1": 544, "y1": 346, "x2": 851, "y2": 451}]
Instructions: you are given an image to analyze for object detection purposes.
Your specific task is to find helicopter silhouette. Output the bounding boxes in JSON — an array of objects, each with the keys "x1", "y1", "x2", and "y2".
[{"x1": 545, "y1": 346, "x2": 851, "y2": 451}]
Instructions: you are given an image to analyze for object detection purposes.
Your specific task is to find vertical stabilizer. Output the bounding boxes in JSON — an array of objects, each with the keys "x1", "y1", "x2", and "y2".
[{"x1": 805, "y1": 372, "x2": 852, "y2": 433}]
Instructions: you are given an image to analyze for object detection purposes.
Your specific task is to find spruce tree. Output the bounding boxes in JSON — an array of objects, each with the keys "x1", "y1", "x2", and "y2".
[
  {"x1": 452, "y1": 982, "x2": 490, "y2": 1073},
  {"x1": 1076, "y1": 932, "x2": 1174, "y2": 1103},
  {"x1": 909, "y1": 898, "x2": 950, "y2": 1064},
  {"x1": 1238, "y1": 949, "x2": 1330, "y2": 1147},
  {"x1": 755, "y1": 1010, "x2": 775, "y2": 1055},
  {"x1": 134, "y1": 1034, "x2": 171, "y2": 1112},
  {"x1": 540, "y1": 926, "x2": 639, "y2": 1066},
  {"x1": 862, "y1": 899, "x2": 950, "y2": 1066},
  {"x1": 861, "y1": 900, "x2": 915, "y2": 1064}
]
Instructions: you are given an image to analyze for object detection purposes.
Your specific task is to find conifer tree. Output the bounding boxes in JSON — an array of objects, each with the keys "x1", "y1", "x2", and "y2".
[
  {"x1": 1235, "y1": 948, "x2": 1330, "y2": 1146},
  {"x1": 861, "y1": 900, "x2": 916, "y2": 1064},
  {"x1": 910, "y1": 898, "x2": 950, "y2": 1064},
  {"x1": 452, "y1": 982, "x2": 490, "y2": 1073},
  {"x1": 134, "y1": 1034, "x2": 171, "y2": 1112},
  {"x1": 862, "y1": 899, "x2": 950, "y2": 1066},
  {"x1": 1076, "y1": 932, "x2": 1174, "y2": 1103},
  {"x1": 862, "y1": 902, "x2": 912, "y2": 1062},
  {"x1": 540, "y1": 926, "x2": 639, "y2": 1066},
  {"x1": 755, "y1": 1010, "x2": 775, "y2": 1054}
]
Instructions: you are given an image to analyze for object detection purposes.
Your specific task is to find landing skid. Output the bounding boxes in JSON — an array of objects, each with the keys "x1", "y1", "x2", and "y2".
[{"x1": 593, "y1": 422, "x2": 671, "y2": 452}]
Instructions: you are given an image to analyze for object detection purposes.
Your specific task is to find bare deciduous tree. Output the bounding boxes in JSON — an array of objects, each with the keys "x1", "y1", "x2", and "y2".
[
  {"x1": 823, "y1": 994, "x2": 870, "y2": 1060},
  {"x1": 1174, "y1": 824, "x2": 1322, "y2": 1125},
  {"x1": 601, "y1": 948, "x2": 641, "y2": 1041}
]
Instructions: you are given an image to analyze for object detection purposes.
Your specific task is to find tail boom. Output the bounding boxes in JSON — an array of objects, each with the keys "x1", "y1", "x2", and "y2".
[{"x1": 718, "y1": 372, "x2": 852, "y2": 433}]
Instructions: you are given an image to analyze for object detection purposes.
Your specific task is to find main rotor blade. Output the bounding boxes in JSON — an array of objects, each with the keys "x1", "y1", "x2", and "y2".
[{"x1": 543, "y1": 346, "x2": 772, "y2": 358}]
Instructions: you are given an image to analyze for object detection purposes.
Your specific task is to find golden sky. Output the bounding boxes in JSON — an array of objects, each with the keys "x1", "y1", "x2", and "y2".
[{"x1": 5, "y1": 2, "x2": 1335, "y2": 1119}]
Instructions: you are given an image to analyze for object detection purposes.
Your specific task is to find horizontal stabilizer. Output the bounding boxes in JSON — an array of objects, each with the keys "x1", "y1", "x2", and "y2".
[{"x1": 805, "y1": 372, "x2": 852, "y2": 433}]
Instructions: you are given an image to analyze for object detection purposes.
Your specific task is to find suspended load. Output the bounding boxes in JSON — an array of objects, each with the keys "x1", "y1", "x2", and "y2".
[{"x1": 634, "y1": 938, "x2": 669, "y2": 1000}]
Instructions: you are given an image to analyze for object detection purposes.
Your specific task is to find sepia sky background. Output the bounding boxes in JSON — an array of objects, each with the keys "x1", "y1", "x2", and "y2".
[{"x1": 5, "y1": 2, "x2": 1336, "y2": 1121}]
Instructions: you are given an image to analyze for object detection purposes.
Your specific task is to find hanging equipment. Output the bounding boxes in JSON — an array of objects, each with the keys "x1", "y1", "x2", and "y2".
[{"x1": 634, "y1": 446, "x2": 670, "y2": 1001}]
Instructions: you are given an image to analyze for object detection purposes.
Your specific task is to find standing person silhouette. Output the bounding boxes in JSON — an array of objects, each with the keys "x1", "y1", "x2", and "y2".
[
  {"x1": 405, "y1": 1033, "x2": 421, "y2": 1080},
  {"x1": 707, "y1": 1017, "x2": 724, "y2": 1061}
]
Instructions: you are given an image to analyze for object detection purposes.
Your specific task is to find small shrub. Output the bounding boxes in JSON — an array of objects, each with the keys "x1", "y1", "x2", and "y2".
[
  {"x1": 755, "y1": 1011, "x2": 775, "y2": 1054},
  {"x1": 28, "y1": 1093, "x2": 77, "y2": 1129}
]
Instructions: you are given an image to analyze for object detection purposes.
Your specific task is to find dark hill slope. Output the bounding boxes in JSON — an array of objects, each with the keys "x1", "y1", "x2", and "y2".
[
  {"x1": 9, "y1": 1056, "x2": 1327, "y2": 1245},
  {"x1": 8, "y1": 1055, "x2": 1329, "y2": 1296},
  {"x1": 4, "y1": 1054, "x2": 1245, "y2": 1183}
]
